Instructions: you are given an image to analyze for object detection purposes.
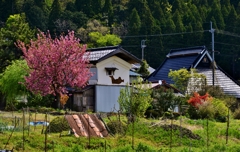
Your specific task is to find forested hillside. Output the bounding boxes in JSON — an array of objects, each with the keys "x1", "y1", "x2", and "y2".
[{"x1": 1, "y1": 0, "x2": 240, "y2": 80}]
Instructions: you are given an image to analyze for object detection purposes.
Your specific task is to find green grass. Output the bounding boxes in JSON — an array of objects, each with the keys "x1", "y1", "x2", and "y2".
[{"x1": 0, "y1": 112, "x2": 240, "y2": 152}]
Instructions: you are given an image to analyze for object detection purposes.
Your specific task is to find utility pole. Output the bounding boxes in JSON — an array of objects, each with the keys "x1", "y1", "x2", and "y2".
[
  {"x1": 141, "y1": 40, "x2": 146, "y2": 60},
  {"x1": 209, "y1": 21, "x2": 215, "y2": 86}
]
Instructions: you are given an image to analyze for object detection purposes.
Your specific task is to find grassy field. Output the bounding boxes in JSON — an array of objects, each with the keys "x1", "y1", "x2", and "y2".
[{"x1": 0, "y1": 111, "x2": 240, "y2": 152}]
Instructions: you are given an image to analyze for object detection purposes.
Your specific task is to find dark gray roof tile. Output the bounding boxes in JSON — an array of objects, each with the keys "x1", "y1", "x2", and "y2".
[{"x1": 147, "y1": 46, "x2": 240, "y2": 98}]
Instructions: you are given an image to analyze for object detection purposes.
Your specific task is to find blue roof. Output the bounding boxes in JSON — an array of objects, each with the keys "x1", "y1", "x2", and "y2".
[
  {"x1": 129, "y1": 70, "x2": 141, "y2": 76},
  {"x1": 145, "y1": 46, "x2": 240, "y2": 98},
  {"x1": 147, "y1": 46, "x2": 207, "y2": 84}
]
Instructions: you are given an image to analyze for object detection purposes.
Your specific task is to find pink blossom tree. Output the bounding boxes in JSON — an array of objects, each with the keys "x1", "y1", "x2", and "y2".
[{"x1": 16, "y1": 31, "x2": 92, "y2": 108}]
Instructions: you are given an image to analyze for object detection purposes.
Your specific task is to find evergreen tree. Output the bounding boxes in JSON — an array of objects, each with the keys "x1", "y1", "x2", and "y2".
[
  {"x1": 207, "y1": 0, "x2": 225, "y2": 29},
  {"x1": 127, "y1": 0, "x2": 141, "y2": 13},
  {"x1": 199, "y1": 0, "x2": 209, "y2": 6},
  {"x1": 163, "y1": 16, "x2": 176, "y2": 34},
  {"x1": 184, "y1": 23, "x2": 193, "y2": 45},
  {"x1": 66, "y1": 2, "x2": 77, "y2": 12},
  {"x1": 92, "y1": 0, "x2": 102, "y2": 15},
  {"x1": 225, "y1": 5, "x2": 238, "y2": 32},
  {"x1": 112, "y1": 0, "x2": 128, "y2": 23},
  {"x1": 172, "y1": 10, "x2": 185, "y2": 33},
  {"x1": 0, "y1": 0, "x2": 4, "y2": 23},
  {"x1": 140, "y1": 3, "x2": 156, "y2": 35},
  {"x1": 137, "y1": 60, "x2": 150, "y2": 78},
  {"x1": 75, "y1": 0, "x2": 93, "y2": 17},
  {"x1": 34, "y1": 0, "x2": 46, "y2": 8},
  {"x1": 192, "y1": 21, "x2": 204, "y2": 45},
  {"x1": 24, "y1": 0, "x2": 49, "y2": 31},
  {"x1": 236, "y1": 2, "x2": 240, "y2": 14},
  {"x1": 222, "y1": 5, "x2": 230, "y2": 22},
  {"x1": 221, "y1": 0, "x2": 231, "y2": 12},
  {"x1": 190, "y1": 4, "x2": 202, "y2": 23},
  {"x1": 148, "y1": 0, "x2": 166, "y2": 25},
  {"x1": 74, "y1": 0, "x2": 85, "y2": 12},
  {"x1": 128, "y1": 8, "x2": 141, "y2": 35},
  {"x1": 161, "y1": 16, "x2": 175, "y2": 52},
  {"x1": 0, "y1": 0, "x2": 15, "y2": 21},
  {"x1": 160, "y1": 0, "x2": 172, "y2": 14},
  {"x1": 31, "y1": 7, "x2": 48, "y2": 31},
  {"x1": 48, "y1": 0, "x2": 62, "y2": 34},
  {"x1": 103, "y1": 0, "x2": 114, "y2": 27},
  {"x1": 61, "y1": 10, "x2": 88, "y2": 30},
  {"x1": 172, "y1": 0, "x2": 183, "y2": 13},
  {"x1": 198, "y1": 6, "x2": 208, "y2": 22}
]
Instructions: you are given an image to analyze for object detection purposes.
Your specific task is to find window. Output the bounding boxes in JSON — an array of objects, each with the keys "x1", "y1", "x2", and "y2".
[
  {"x1": 107, "y1": 70, "x2": 114, "y2": 76},
  {"x1": 105, "y1": 67, "x2": 118, "y2": 76},
  {"x1": 202, "y1": 56, "x2": 209, "y2": 63}
]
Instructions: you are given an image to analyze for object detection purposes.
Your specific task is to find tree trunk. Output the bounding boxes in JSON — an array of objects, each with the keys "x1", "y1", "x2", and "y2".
[
  {"x1": 51, "y1": 94, "x2": 61, "y2": 109},
  {"x1": 0, "y1": 93, "x2": 6, "y2": 110}
]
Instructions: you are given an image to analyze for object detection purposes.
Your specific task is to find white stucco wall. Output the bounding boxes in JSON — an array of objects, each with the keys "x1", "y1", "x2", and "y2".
[
  {"x1": 96, "y1": 56, "x2": 132, "y2": 85},
  {"x1": 95, "y1": 85, "x2": 125, "y2": 112}
]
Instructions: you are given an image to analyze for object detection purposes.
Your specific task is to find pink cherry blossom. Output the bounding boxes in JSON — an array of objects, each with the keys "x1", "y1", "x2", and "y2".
[{"x1": 16, "y1": 30, "x2": 92, "y2": 97}]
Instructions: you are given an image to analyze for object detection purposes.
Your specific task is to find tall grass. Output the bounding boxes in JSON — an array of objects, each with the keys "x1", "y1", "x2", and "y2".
[{"x1": 0, "y1": 114, "x2": 240, "y2": 151}]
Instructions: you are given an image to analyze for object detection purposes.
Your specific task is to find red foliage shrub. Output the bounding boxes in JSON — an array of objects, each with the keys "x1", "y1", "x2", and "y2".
[{"x1": 187, "y1": 92, "x2": 212, "y2": 108}]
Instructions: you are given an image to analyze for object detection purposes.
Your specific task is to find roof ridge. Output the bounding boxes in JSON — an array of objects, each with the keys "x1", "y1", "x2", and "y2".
[
  {"x1": 87, "y1": 45, "x2": 119, "y2": 52},
  {"x1": 170, "y1": 46, "x2": 206, "y2": 53}
]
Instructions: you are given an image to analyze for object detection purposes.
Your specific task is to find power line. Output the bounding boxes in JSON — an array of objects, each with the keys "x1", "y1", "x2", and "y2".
[
  {"x1": 120, "y1": 30, "x2": 209, "y2": 38},
  {"x1": 215, "y1": 42, "x2": 240, "y2": 47},
  {"x1": 216, "y1": 30, "x2": 240, "y2": 38}
]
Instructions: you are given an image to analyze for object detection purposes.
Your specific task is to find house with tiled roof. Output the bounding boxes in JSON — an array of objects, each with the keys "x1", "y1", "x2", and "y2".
[
  {"x1": 147, "y1": 46, "x2": 240, "y2": 99},
  {"x1": 67, "y1": 46, "x2": 142, "y2": 112}
]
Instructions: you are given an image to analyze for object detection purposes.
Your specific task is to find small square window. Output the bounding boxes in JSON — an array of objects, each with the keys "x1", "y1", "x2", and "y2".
[
  {"x1": 202, "y1": 57, "x2": 209, "y2": 63},
  {"x1": 105, "y1": 67, "x2": 118, "y2": 76},
  {"x1": 106, "y1": 70, "x2": 114, "y2": 76}
]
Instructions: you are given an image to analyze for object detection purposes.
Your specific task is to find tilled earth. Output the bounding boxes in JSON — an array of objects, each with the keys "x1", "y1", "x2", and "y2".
[{"x1": 160, "y1": 124, "x2": 201, "y2": 140}]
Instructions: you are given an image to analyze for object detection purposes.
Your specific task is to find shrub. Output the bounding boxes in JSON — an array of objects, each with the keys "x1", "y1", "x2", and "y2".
[
  {"x1": 187, "y1": 93, "x2": 228, "y2": 121},
  {"x1": 197, "y1": 101, "x2": 215, "y2": 119},
  {"x1": 233, "y1": 107, "x2": 240, "y2": 119},
  {"x1": 46, "y1": 116, "x2": 69, "y2": 133},
  {"x1": 212, "y1": 98, "x2": 228, "y2": 122},
  {"x1": 5, "y1": 99, "x2": 25, "y2": 111},
  {"x1": 187, "y1": 105, "x2": 200, "y2": 119},
  {"x1": 187, "y1": 92, "x2": 214, "y2": 119},
  {"x1": 145, "y1": 109, "x2": 160, "y2": 118},
  {"x1": 36, "y1": 107, "x2": 55, "y2": 113},
  {"x1": 107, "y1": 120, "x2": 127, "y2": 135}
]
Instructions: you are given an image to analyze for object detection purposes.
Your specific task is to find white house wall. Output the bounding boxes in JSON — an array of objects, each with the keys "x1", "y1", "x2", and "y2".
[
  {"x1": 96, "y1": 56, "x2": 132, "y2": 85},
  {"x1": 95, "y1": 85, "x2": 125, "y2": 112}
]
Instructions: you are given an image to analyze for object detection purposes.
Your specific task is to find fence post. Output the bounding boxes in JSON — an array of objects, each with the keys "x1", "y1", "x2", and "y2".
[
  {"x1": 88, "y1": 114, "x2": 90, "y2": 148},
  {"x1": 45, "y1": 113, "x2": 47, "y2": 152},
  {"x1": 132, "y1": 115, "x2": 134, "y2": 150},
  {"x1": 28, "y1": 112, "x2": 31, "y2": 136},
  {"x1": 34, "y1": 111, "x2": 37, "y2": 131},
  {"x1": 179, "y1": 113, "x2": 182, "y2": 146},
  {"x1": 52, "y1": 141, "x2": 54, "y2": 152},
  {"x1": 105, "y1": 139, "x2": 106, "y2": 152},
  {"x1": 48, "y1": 113, "x2": 50, "y2": 134},
  {"x1": 22, "y1": 108, "x2": 25, "y2": 151},
  {"x1": 4, "y1": 116, "x2": 17, "y2": 149},
  {"x1": 207, "y1": 118, "x2": 209, "y2": 151},
  {"x1": 170, "y1": 116, "x2": 173, "y2": 152},
  {"x1": 14, "y1": 116, "x2": 16, "y2": 128},
  {"x1": 226, "y1": 107, "x2": 230, "y2": 145}
]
